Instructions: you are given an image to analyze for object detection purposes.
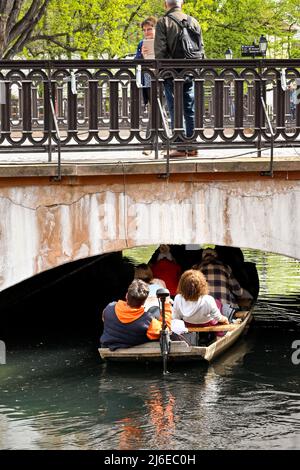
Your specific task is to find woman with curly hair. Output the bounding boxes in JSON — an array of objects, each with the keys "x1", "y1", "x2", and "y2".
[{"x1": 172, "y1": 270, "x2": 229, "y2": 339}]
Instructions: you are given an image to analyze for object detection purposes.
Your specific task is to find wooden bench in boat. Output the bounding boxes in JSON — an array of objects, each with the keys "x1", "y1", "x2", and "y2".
[
  {"x1": 187, "y1": 322, "x2": 241, "y2": 333},
  {"x1": 186, "y1": 310, "x2": 247, "y2": 332}
]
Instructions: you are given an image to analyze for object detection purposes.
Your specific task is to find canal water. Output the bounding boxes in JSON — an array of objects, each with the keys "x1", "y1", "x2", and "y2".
[{"x1": 0, "y1": 249, "x2": 299, "y2": 450}]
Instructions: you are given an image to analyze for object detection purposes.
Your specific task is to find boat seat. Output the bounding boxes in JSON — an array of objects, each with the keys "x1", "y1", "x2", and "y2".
[
  {"x1": 187, "y1": 311, "x2": 247, "y2": 333},
  {"x1": 187, "y1": 323, "x2": 241, "y2": 333}
]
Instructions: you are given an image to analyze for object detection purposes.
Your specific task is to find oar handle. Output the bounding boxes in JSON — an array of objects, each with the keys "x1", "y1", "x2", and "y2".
[
  {"x1": 156, "y1": 288, "x2": 170, "y2": 331},
  {"x1": 156, "y1": 288, "x2": 170, "y2": 375}
]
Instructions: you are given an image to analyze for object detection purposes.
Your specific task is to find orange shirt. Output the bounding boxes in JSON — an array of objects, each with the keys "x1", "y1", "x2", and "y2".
[{"x1": 115, "y1": 300, "x2": 172, "y2": 340}]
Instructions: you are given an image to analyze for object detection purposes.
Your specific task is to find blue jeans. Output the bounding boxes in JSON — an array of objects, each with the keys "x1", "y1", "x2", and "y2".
[{"x1": 164, "y1": 77, "x2": 195, "y2": 138}]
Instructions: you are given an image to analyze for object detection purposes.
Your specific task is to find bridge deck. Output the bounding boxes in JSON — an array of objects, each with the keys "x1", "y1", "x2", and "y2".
[{"x1": 0, "y1": 148, "x2": 299, "y2": 178}]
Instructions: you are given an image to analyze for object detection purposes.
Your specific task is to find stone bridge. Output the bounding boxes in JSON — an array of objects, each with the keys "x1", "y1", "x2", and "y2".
[{"x1": 0, "y1": 156, "x2": 299, "y2": 292}]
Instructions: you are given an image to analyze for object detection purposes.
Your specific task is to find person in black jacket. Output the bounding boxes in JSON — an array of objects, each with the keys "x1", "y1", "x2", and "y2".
[{"x1": 154, "y1": 0, "x2": 204, "y2": 157}]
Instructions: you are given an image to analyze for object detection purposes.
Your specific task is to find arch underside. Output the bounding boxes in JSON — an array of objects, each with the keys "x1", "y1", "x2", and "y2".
[{"x1": 0, "y1": 178, "x2": 299, "y2": 291}]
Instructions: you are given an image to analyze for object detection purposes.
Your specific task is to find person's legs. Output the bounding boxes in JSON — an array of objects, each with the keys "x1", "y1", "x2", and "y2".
[
  {"x1": 163, "y1": 77, "x2": 198, "y2": 157},
  {"x1": 183, "y1": 79, "x2": 195, "y2": 138},
  {"x1": 291, "y1": 104, "x2": 296, "y2": 120},
  {"x1": 165, "y1": 77, "x2": 195, "y2": 137},
  {"x1": 142, "y1": 88, "x2": 152, "y2": 155},
  {"x1": 163, "y1": 78, "x2": 174, "y2": 130},
  {"x1": 183, "y1": 79, "x2": 197, "y2": 156},
  {"x1": 163, "y1": 78, "x2": 187, "y2": 157}
]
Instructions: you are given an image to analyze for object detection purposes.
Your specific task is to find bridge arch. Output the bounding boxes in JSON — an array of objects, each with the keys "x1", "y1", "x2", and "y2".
[{"x1": 0, "y1": 172, "x2": 299, "y2": 292}]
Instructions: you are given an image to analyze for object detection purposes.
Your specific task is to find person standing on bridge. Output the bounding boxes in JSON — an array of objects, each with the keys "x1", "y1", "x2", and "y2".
[
  {"x1": 135, "y1": 16, "x2": 157, "y2": 106},
  {"x1": 135, "y1": 16, "x2": 158, "y2": 156},
  {"x1": 154, "y1": 0, "x2": 204, "y2": 157}
]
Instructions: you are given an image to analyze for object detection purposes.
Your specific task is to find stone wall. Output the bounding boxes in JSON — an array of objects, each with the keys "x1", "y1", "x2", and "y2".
[{"x1": 0, "y1": 175, "x2": 299, "y2": 291}]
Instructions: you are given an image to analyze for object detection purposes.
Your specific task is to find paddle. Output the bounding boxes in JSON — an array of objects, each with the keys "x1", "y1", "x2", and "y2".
[{"x1": 156, "y1": 288, "x2": 170, "y2": 375}]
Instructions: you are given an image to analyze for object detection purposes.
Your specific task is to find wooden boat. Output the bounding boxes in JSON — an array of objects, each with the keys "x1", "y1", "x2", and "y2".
[{"x1": 98, "y1": 308, "x2": 253, "y2": 364}]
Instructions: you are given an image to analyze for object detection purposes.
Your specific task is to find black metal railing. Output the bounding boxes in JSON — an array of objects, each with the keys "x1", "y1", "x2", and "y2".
[{"x1": 0, "y1": 59, "x2": 299, "y2": 157}]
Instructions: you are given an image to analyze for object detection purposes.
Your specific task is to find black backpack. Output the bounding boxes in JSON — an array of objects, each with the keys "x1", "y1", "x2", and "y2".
[{"x1": 167, "y1": 14, "x2": 204, "y2": 60}]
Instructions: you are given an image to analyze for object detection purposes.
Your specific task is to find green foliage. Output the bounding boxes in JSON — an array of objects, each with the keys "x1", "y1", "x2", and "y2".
[
  {"x1": 184, "y1": 0, "x2": 300, "y2": 59},
  {"x1": 23, "y1": 0, "x2": 165, "y2": 59},
  {"x1": 2, "y1": 0, "x2": 300, "y2": 59}
]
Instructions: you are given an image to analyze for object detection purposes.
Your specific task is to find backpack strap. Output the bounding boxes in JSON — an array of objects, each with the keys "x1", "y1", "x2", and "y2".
[
  {"x1": 186, "y1": 16, "x2": 193, "y2": 28},
  {"x1": 167, "y1": 13, "x2": 200, "y2": 35},
  {"x1": 166, "y1": 13, "x2": 185, "y2": 30}
]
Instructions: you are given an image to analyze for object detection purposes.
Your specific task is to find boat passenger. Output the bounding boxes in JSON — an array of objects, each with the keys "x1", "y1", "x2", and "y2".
[
  {"x1": 173, "y1": 270, "x2": 229, "y2": 340},
  {"x1": 149, "y1": 244, "x2": 181, "y2": 297},
  {"x1": 215, "y1": 245, "x2": 259, "y2": 299},
  {"x1": 195, "y1": 248, "x2": 253, "y2": 308},
  {"x1": 134, "y1": 263, "x2": 167, "y2": 310},
  {"x1": 100, "y1": 279, "x2": 172, "y2": 351}
]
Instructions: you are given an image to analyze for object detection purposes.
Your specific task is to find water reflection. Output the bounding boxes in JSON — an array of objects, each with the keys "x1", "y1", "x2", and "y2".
[
  {"x1": 115, "y1": 386, "x2": 176, "y2": 450},
  {"x1": 0, "y1": 337, "x2": 262, "y2": 450}
]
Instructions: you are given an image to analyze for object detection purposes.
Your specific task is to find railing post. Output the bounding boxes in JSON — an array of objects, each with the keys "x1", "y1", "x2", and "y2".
[
  {"x1": 215, "y1": 78, "x2": 224, "y2": 132},
  {"x1": 47, "y1": 61, "x2": 61, "y2": 180},
  {"x1": 67, "y1": 75, "x2": 77, "y2": 138},
  {"x1": 0, "y1": 80, "x2": 10, "y2": 139},
  {"x1": 152, "y1": 64, "x2": 159, "y2": 159},
  {"x1": 194, "y1": 76, "x2": 204, "y2": 137},
  {"x1": 22, "y1": 79, "x2": 32, "y2": 138},
  {"x1": 256, "y1": 62, "x2": 263, "y2": 158},
  {"x1": 260, "y1": 95, "x2": 274, "y2": 177},
  {"x1": 89, "y1": 79, "x2": 98, "y2": 135},
  {"x1": 47, "y1": 62, "x2": 54, "y2": 163},
  {"x1": 110, "y1": 78, "x2": 119, "y2": 137},
  {"x1": 235, "y1": 78, "x2": 244, "y2": 130}
]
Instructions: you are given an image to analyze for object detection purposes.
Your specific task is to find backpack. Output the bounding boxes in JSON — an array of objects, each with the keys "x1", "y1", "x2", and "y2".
[{"x1": 167, "y1": 14, "x2": 204, "y2": 60}]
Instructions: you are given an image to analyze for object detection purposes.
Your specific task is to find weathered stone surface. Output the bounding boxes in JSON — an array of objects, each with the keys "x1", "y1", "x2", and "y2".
[{"x1": 0, "y1": 170, "x2": 299, "y2": 291}]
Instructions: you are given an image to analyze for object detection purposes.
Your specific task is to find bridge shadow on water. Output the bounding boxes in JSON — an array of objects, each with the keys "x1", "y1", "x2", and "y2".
[
  {"x1": 0, "y1": 252, "x2": 135, "y2": 348},
  {"x1": 0, "y1": 244, "x2": 263, "y2": 349}
]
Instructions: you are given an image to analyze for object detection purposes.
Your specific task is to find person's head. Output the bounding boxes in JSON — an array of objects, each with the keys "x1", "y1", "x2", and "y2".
[
  {"x1": 157, "y1": 244, "x2": 175, "y2": 262},
  {"x1": 134, "y1": 263, "x2": 154, "y2": 284},
  {"x1": 201, "y1": 248, "x2": 218, "y2": 262},
  {"x1": 177, "y1": 269, "x2": 208, "y2": 301},
  {"x1": 126, "y1": 279, "x2": 149, "y2": 308},
  {"x1": 141, "y1": 16, "x2": 157, "y2": 39},
  {"x1": 159, "y1": 244, "x2": 170, "y2": 254},
  {"x1": 164, "y1": 0, "x2": 183, "y2": 10}
]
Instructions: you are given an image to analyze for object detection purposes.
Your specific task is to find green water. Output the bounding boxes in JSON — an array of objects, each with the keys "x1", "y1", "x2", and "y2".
[
  {"x1": 123, "y1": 245, "x2": 158, "y2": 264},
  {"x1": 124, "y1": 245, "x2": 300, "y2": 298}
]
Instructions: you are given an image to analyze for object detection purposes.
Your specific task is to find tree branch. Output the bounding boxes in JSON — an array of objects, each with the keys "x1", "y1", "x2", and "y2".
[
  {"x1": 0, "y1": 0, "x2": 15, "y2": 15},
  {"x1": 8, "y1": 0, "x2": 50, "y2": 45},
  {"x1": 5, "y1": 0, "x2": 50, "y2": 58},
  {"x1": 6, "y1": 0, "x2": 24, "y2": 36},
  {"x1": 122, "y1": 1, "x2": 146, "y2": 37},
  {"x1": 28, "y1": 36, "x2": 88, "y2": 53}
]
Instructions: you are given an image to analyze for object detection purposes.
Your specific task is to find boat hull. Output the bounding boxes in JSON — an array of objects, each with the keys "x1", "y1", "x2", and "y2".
[{"x1": 99, "y1": 310, "x2": 253, "y2": 364}]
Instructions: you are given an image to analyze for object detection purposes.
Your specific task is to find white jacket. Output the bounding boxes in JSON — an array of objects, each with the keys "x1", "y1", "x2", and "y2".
[{"x1": 172, "y1": 294, "x2": 222, "y2": 324}]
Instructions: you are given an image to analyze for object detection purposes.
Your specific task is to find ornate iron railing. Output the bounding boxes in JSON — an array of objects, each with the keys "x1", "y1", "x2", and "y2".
[{"x1": 0, "y1": 59, "x2": 299, "y2": 157}]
